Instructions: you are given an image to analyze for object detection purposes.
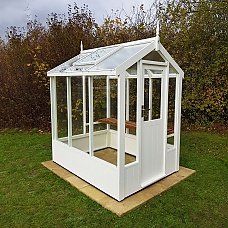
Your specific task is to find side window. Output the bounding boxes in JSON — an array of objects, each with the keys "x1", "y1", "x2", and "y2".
[
  {"x1": 56, "y1": 77, "x2": 68, "y2": 143},
  {"x1": 167, "y1": 77, "x2": 176, "y2": 146}
]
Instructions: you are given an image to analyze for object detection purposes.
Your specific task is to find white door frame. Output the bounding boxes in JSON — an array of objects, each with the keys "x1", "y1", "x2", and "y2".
[{"x1": 137, "y1": 60, "x2": 169, "y2": 187}]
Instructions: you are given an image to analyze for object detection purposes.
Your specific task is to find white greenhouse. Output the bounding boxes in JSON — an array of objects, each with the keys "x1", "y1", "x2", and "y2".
[{"x1": 47, "y1": 32, "x2": 184, "y2": 201}]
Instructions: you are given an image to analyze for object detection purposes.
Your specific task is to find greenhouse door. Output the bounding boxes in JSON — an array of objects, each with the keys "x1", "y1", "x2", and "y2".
[{"x1": 140, "y1": 64, "x2": 166, "y2": 187}]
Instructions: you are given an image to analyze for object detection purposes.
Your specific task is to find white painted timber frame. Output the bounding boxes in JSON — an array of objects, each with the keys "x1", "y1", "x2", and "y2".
[{"x1": 48, "y1": 36, "x2": 184, "y2": 201}]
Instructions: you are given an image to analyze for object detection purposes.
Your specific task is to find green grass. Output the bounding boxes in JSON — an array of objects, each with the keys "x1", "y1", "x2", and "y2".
[{"x1": 0, "y1": 130, "x2": 227, "y2": 227}]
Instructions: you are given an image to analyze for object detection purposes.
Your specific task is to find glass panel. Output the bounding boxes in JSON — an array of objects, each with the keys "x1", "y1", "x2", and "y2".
[
  {"x1": 125, "y1": 77, "x2": 137, "y2": 163},
  {"x1": 94, "y1": 123, "x2": 106, "y2": 131},
  {"x1": 167, "y1": 136, "x2": 174, "y2": 150},
  {"x1": 167, "y1": 136, "x2": 174, "y2": 145},
  {"x1": 143, "y1": 50, "x2": 165, "y2": 62},
  {"x1": 71, "y1": 77, "x2": 89, "y2": 152},
  {"x1": 127, "y1": 63, "x2": 137, "y2": 75},
  {"x1": 93, "y1": 76, "x2": 106, "y2": 131},
  {"x1": 169, "y1": 64, "x2": 178, "y2": 74},
  {"x1": 145, "y1": 69, "x2": 163, "y2": 75},
  {"x1": 128, "y1": 78, "x2": 137, "y2": 135},
  {"x1": 110, "y1": 79, "x2": 118, "y2": 130},
  {"x1": 151, "y1": 78, "x2": 162, "y2": 120},
  {"x1": 90, "y1": 43, "x2": 148, "y2": 71},
  {"x1": 71, "y1": 77, "x2": 83, "y2": 135},
  {"x1": 74, "y1": 46, "x2": 117, "y2": 65},
  {"x1": 143, "y1": 78, "x2": 150, "y2": 121},
  {"x1": 64, "y1": 64, "x2": 92, "y2": 72},
  {"x1": 86, "y1": 77, "x2": 89, "y2": 132},
  {"x1": 128, "y1": 78, "x2": 137, "y2": 122},
  {"x1": 52, "y1": 53, "x2": 93, "y2": 73},
  {"x1": 91, "y1": 76, "x2": 107, "y2": 159},
  {"x1": 56, "y1": 77, "x2": 68, "y2": 142},
  {"x1": 167, "y1": 77, "x2": 176, "y2": 143}
]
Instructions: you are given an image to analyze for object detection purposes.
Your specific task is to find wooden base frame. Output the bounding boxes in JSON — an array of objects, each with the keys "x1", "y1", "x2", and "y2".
[{"x1": 42, "y1": 160, "x2": 195, "y2": 216}]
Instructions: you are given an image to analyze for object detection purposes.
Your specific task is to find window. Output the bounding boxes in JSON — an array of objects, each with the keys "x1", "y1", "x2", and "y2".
[
  {"x1": 56, "y1": 77, "x2": 68, "y2": 142},
  {"x1": 167, "y1": 77, "x2": 176, "y2": 146},
  {"x1": 143, "y1": 77, "x2": 162, "y2": 121}
]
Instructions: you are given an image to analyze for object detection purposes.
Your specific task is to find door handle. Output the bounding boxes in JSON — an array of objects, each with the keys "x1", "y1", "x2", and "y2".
[{"x1": 142, "y1": 105, "x2": 151, "y2": 117}]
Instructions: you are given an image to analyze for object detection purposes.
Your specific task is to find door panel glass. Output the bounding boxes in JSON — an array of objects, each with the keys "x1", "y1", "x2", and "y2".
[
  {"x1": 167, "y1": 77, "x2": 176, "y2": 146},
  {"x1": 143, "y1": 78, "x2": 149, "y2": 121},
  {"x1": 168, "y1": 78, "x2": 176, "y2": 134},
  {"x1": 143, "y1": 76, "x2": 162, "y2": 121},
  {"x1": 151, "y1": 78, "x2": 162, "y2": 120}
]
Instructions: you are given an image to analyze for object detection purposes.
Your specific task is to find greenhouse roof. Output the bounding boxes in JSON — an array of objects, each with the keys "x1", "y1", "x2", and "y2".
[
  {"x1": 47, "y1": 37, "x2": 157, "y2": 76},
  {"x1": 47, "y1": 36, "x2": 184, "y2": 77}
]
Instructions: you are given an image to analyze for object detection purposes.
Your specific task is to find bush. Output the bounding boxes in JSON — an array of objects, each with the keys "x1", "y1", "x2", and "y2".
[{"x1": 0, "y1": 1, "x2": 227, "y2": 130}]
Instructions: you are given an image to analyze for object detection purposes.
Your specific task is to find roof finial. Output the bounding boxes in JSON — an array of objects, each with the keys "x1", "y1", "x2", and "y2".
[
  {"x1": 155, "y1": 1, "x2": 160, "y2": 51},
  {"x1": 80, "y1": 40, "x2": 83, "y2": 53},
  {"x1": 155, "y1": 19, "x2": 160, "y2": 51},
  {"x1": 156, "y1": 20, "x2": 160, "y2": 37}
]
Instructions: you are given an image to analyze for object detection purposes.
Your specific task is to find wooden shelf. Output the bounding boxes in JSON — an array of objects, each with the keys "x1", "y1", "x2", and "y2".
[
  {"x1": 167, "y1": 128, "x2": 174, "y2": 135},
  {"x1": 97, "y1": 118, "x2": 136, "y2": 130},
  {"x1": 97, "y1": 117, "x2": 174, "y2": 134}
]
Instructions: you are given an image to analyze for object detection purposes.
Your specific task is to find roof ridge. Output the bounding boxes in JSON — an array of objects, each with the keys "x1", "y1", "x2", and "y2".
[{"x1": 81, "y1": 37, "x2": 156, "y2": 53}]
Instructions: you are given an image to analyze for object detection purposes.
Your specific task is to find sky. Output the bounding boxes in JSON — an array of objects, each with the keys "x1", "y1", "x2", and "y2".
[{"x1": 0, "y1": 0, "x2": 152, "y2": 38}]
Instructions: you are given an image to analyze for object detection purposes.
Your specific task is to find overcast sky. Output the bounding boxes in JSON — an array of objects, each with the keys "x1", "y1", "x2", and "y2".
[{"x1": 0, "y1": 0, "x2": 152, "y2": 39}]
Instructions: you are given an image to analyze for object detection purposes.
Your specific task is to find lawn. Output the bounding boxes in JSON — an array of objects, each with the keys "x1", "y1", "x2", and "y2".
[{"x1": 0, "y1": 130, "x2": 227, "y2": 227}]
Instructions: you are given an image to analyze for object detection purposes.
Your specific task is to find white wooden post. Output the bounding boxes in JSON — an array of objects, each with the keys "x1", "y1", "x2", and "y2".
[
  {"x1": 136, "y1": 61, "x2": 143, "y2": 166},
  {"x1": 67, "y1": 76, "x2": 72, "y2": 147},
  {"x1": 149, "y1": 77, "x2": 152, "y2": 120},
  {"x1": 50, "y1": 76, "x2": 58, "y2": 140},
  {"x1": 106, "y1": 76, "x2": 111, "y2": 147},
  {"x1": 82, "y1": 75, "x2": 86, "y2": 134},
  {"x1": 162, "y1": 63, "x2": 169, "y2": 172},
  {"x1": 174, "y1": 74, "x2": 183, "y2": 170},
  {"x1": 126, "y1": 78, "x2": 129, "y2": 133},
  {"x1": 88, "y1": 76, "x2": 94, "y2": 156},
  {"x1": 106, "y1": 76, "x2": 110, "y2": 129},
  {"x1": 117, "y1": 72, "x2": 125, "y2": 201}
]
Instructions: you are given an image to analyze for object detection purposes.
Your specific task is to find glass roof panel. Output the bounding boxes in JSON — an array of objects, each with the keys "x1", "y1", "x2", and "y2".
[
  {"x1": 73, "y1": 46, "x2": 118, "y2": 65},
  {"x1": 89, "y1": 43, "x2": 149, "y2": 71},
  {"x1": 48, "y1": 52, "x2": 91, "y2": 73},
  {"x1": 47, "y1": 38, "x2": 157, "y2": 75}
]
